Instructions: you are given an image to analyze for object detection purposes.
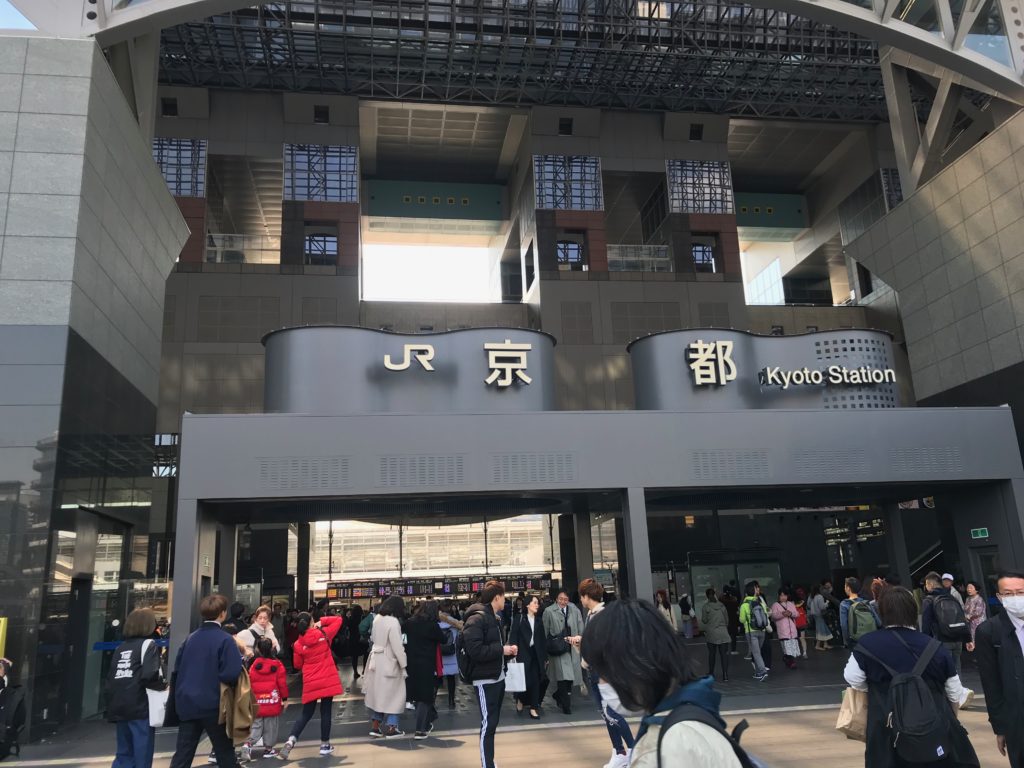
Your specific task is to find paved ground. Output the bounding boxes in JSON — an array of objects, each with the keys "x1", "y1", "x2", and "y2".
[{"x1": 6, "y1": 641, "x2": 995, "y2": 767}]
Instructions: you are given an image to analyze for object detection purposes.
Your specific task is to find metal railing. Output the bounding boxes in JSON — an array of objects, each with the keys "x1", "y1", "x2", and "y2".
[
  {"x1": 205, "y1": 234, "x2": 280, "y2": 264},
  {"x1": 607, "y1": 244, "x2": 673, "y2": 272}
]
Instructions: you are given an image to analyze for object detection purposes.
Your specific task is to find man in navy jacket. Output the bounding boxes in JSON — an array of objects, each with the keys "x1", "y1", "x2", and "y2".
[{"x1": 169, "y1": 593, "x2": 243, "y2": 768}]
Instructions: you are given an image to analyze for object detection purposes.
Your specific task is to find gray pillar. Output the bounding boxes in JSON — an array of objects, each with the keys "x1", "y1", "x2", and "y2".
[
  {"x1": 884, "y1": 503, "x2": 912, "y2": 589},
  {"x1": 217, "y1": 524, "x2": 238, "y2": 600},
  {"x1": 297, "y1": 523, "x2": 311, "y2": 610},
  {"x1": 572, "y1": 498, "x2": 594, "y2": 585},
  {"x1": 622, "y1": 488, "x2": 653, "y2": 602},
  {"x1": 170, "y1": 498, "x2": 199, "y2": 673}
]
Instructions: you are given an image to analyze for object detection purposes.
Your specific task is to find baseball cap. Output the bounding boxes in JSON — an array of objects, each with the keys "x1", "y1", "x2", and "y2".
[{"x1": 941, "y1": 573, "x2": 954, "y2": 581}]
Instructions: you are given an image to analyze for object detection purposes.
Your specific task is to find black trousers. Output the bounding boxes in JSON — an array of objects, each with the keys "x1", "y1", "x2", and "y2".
[
  {"x1": 554, "y1": 679, "x2": 572, "y2": 711},
  {"x1": 169, "y1": 717, "x2": 238, "y2": 768},
  {"x1": 415, "y1": 683, "x2": 438, "y2": 732},
  {"x1": 474, "y1": 681, "x2": 504, "y2": 768},
  {"x1": 707, "y1": 643, "x2": 729, "y2": 678},
  {"x1": 517, "y1": 655, "x2": 543, "y2": 709},
  {"x1": 288, "y1": 697, "x2": 333, "y2": 743}
]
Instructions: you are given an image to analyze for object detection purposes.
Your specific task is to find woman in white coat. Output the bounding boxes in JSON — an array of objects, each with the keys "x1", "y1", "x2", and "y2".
[{"x1": 363, "y1": 595, "x2": 408, "y2": 739}]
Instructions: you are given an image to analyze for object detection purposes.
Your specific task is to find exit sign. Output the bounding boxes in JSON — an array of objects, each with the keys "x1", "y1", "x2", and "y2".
[{"x1": 970, "y1": 527, "x2": 990, "y2": 540}]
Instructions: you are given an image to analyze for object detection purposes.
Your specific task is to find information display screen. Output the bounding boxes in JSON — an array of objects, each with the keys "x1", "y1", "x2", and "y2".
[{"x1": 327, "y1": 573, "x2": 553, "y2": 600}]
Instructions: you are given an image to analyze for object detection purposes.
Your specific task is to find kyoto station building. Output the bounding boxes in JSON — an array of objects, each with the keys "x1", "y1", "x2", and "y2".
[{"x1": 6, "y1": 0, "x2": 1024, "y2": 744}]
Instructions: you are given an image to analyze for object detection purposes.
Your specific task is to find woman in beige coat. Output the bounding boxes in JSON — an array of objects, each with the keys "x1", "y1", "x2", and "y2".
[{"x1": 363, "y1": 596, "x2": 408, "y2": 739}]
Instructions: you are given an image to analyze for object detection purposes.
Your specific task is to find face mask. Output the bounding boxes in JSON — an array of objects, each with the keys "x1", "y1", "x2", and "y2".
[
  {"x1": 598, "y1": 682, "x2": 644, "y2": 717},
  {"x1": 1001, "y1": 595, "x2": 1024, "y2": 619}
]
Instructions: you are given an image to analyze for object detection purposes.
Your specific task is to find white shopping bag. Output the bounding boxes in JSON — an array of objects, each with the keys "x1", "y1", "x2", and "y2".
[
  {"x1": 141, "y1": 640, "x2": 169, "y2": 727},
  {"x1": 505, "y1": 661, "x2": 527, "y2": 693}
]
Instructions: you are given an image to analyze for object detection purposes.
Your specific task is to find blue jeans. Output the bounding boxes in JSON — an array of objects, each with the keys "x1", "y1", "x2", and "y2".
[
  {"x1": 589, "y1": 672, "x2": 634, "y2": 753},
  {"x1": 112, "y1": 719, "x2": 154, "y2": 768},
  {"x1": 367, "y1": 708, "x2": 399, "y2": 727}
]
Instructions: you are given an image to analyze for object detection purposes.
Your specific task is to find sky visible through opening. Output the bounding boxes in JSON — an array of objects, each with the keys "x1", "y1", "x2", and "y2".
[
  {"x1": 362, "y1": 243, "x2": 500, "y2": 303},
  {"x1": 0, "y1": 1, "x2": 34, "y2": 29}
]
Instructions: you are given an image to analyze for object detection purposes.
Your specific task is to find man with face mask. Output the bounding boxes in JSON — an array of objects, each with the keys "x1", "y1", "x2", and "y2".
[{"x1": 975, "y1": 571, "x2": 1024, "y2": 767}]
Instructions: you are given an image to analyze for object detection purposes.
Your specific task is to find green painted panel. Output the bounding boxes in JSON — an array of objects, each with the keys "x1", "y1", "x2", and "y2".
[
  {"x1": 366, "y1": 180, "x2": 505, "y2": 220},
  {"x1": 735, "y1": 193, "x2": 808, "y2": 229}
]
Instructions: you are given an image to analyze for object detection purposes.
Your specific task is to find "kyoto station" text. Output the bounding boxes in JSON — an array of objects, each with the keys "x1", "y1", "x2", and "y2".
[{"x1": 758, "y1": 365, "x2": 897, "y2": 389}]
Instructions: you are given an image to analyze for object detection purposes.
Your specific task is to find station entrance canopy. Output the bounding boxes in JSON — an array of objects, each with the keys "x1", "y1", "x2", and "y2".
[{"x1": 170, "y1": 325, "x2": 1024, "y2": 665}]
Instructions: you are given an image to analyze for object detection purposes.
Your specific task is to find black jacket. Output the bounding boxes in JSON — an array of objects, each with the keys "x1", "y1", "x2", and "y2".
[
  {"x1": 0, "y1": 680, "x2": 25, "y2": 749},
  {"x1": 405, "y1": 617, "x2": 444, "y2": 702},
  {"x1": 462, "y1": 603, "x2": 505, "y2": 681},
  {"x1": 105, "y1": 638, "x2": 165, "y2": 722},
  {"x1": 221, "y1": 603, "x2": 247, "y2": 635},
  {"x1": 976, "y1": 612, "x2": 1024, "y2": 746},
  {"x1": 510, "y1": 613, "x2": 547, "y2": 669}
]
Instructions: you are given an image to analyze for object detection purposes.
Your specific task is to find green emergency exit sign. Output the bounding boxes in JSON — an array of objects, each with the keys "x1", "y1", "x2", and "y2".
[{"x1": 970, "y1": 527, "x2": 990, "y2": 540}]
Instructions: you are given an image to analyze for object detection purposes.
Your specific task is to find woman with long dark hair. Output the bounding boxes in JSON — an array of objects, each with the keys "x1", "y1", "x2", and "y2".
[
  {"x1": 405, "y1": 600, "x2": 445, "y2": 739},
  {"x1": 363, "y1": 595, "x2": 409, "y2": 739},
  {"x1": 582, "y1": 600, "x2": 744, "y2": 767},
  {"x1": 278, "y1": 611, "x2": 344, "y2": 759},
  {"x1": 347, "y1": 604, "x2": 367, "y2": 680},
  {"x1": 509, "y1": 594, "x2": 548, "y2": 719}
]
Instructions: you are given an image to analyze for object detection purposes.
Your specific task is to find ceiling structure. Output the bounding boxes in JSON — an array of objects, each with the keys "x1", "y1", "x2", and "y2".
[{"x1": 155, "y1": 0, "x2": 888, "y2": 122}]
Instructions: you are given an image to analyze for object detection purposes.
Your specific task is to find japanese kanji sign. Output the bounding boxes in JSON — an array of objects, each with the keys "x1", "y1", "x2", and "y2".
[
  {"x1": 484, "y1": 339, "x2": 533, "y2": 387},
  {"x1": 687, "y1": 339, "x2": 737, "y2": 386}
]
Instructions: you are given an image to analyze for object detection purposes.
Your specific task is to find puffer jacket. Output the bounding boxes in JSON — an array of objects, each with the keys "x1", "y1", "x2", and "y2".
[
  {"x1": 462, "y1": 603, "x2": 505, "y2": 681},
  {"x1": 770, "y1": 600, "x2": 799, "y2": 639},
  {"x1": 248, "y1": 657, "x2": 288, "y2": 717},
  {"x1": 293, "y1": 615, "x2": 344, "y2": 703}
]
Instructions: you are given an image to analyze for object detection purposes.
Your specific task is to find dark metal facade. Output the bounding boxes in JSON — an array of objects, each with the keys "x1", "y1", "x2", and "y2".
[{"x1": 159, "y1": 0, "x2": 887, "y2": 121}]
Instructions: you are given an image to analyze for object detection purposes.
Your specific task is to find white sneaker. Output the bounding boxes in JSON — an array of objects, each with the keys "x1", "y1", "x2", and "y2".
[
  {"x1": 278, "y1": 737, "x2": 296, "y2": 760},
  {"x1": 207, "y1": 753, "x2": 218, "y2": 765},
  {"x1": 960, "y1": 689, "x2": 975, "y2": 710},
  {"x1": 603, "y1": 751, "x2": 629, "y2": 768},
  {"x1": 406, "y1": 702, "x2": 415, "y2": 710},
  {"x1": 319, "y1": 744, "x2": 335, "y2": 756}
]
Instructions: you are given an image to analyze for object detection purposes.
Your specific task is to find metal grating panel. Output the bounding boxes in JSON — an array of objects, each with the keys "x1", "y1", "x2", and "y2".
[
  {"x1": 793, "y1": 449, "x2": 869, "y2": 478},
  {"x1": 491, "y1": 452, "x2": 578, "y2": 485},
  {"x1": 692, "y1": 449, "x2": 769, "y2": 481},
  {"x1": 888, "y1": 447, "x2": 963, "y2": 475},
  {"x1": 258, "y1": 456, "x2": 351, "y2": 490},
  {"x1": 377, "y1": 455, "x2": 466, "y2": 487}
]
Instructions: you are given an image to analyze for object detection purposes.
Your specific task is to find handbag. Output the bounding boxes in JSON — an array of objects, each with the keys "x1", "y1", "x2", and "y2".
[
  {"x1": 835, "y1": 687, "x2": 868, "y2": 742},
  {"x1": 141, "y1": 640, "x2": 169, "y2": 728},
  {"x1": 505, "y1": 661, "x2": 527, "y2": 693},
  {"x1": 546, "y1": 611, "x2": 571, "y2": 656}
]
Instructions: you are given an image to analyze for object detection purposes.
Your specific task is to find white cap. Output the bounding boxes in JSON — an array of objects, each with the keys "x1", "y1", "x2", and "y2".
[{"x1": 941, "y1": 573, "x2": 954, "y2": 581}]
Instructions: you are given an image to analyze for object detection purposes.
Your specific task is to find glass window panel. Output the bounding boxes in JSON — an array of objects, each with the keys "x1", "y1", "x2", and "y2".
[
  {"x1": 533, "y1": 155, "x2": 604, "y2": 210},
  {"x1": 284, "y1": 144, "x2": 359, "y2": 202},
  {"x1": 152, "y1": 138, "x2": 207, "y2": 197},
  {"x1": 666, "y1": 160, "x2": 735, "y2": 214}
]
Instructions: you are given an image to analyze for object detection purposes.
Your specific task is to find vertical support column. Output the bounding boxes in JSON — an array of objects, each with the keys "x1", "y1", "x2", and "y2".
[
  {"x1": 170, "y1": 499, "x2": 199, "y2": 672},
  {"x1": 572, "y1": 497, "x2": 594, "y2": 585},
  {"x1": 884, "y1": 503, "x2": 912, "y2": 589},
  {"x1": 622, "y1": 488, "x2": 653, "y2": 602},
  {"x1": 217, "y1": 524, "x2": 237, "y2": 600},
  {"x1": 558, "y1": 514, "x2": 578, "y2": 594},
  {"x1": 296, "y1": 523, "x2": 311, "y2": 611}
]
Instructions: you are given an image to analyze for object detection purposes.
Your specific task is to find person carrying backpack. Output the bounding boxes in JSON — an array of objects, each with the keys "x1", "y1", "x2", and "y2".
[
  {"x1": 921, "y1": 571, "x2": 973, "y2": 673},
  {"x1": 738, "y1": 582, "x2": 769, "y2": 682},
  {"x1": 844, "y1": 586, "x2": 977, "y2": 768},
  {"x1": 840, "y1": 577, "x2": 881, "y2": 648},
  {"x1": 582, "y1": 599, "x2": 766, "y2": 768}
]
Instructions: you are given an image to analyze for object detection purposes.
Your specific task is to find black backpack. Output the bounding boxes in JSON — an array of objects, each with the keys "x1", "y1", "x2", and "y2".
[
  {"x1": 455, "y1": 630, "x2": 475, "y2": 684},
  {"x1": 655, "y1": 704, "x2": 767, "y2": 768},
  {"x1": 930, "y1": 595, "x2": 972, "y2": 642},
  {"x1": 440, "y1": 627, "x2": 456, "y2": 657},
  {"x1": 857, "y1": 634, "x2": 953, "y2": 763}
]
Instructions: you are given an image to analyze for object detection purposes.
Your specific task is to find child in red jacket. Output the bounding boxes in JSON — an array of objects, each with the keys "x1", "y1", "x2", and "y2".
[{"x1": 242, "y1": 637, "x2": 289, "y2": 760}]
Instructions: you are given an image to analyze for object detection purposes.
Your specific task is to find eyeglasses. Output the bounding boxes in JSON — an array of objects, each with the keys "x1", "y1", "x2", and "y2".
[{"x1": 998, "y1": 591, "x2": 1024, "y2": 597}]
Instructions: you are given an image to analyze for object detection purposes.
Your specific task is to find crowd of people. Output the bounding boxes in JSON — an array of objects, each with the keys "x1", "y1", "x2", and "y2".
[{"x1": 98, "y1": 567, "x2": 1024, "y2": 768}]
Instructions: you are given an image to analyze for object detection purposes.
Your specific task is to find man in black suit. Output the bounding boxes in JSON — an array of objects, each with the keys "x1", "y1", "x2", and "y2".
[{"x1": 976, "y1": 571, "x2": 1024, "y2": 767}]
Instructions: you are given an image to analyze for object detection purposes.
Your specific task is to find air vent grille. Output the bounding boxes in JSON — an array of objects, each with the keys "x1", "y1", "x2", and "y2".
[
  {"x1": 491, "y1": 453, "x2": 577, "y2": 485},
  {"x1": 377, "y1": 455, "x2": 465, "y2": 487},
  {"x1": 793, "y1": 449, "x2": 869, "y2": 478},
  {"x1": 888, "y1": 447, "x2": 963, "y2": 475},
  {"x1": 258, "y1": 457, "x2": 350, "y2": 490},
  {"x1": 692, "y1": 449, "x2": 769, "y2": 481}
]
